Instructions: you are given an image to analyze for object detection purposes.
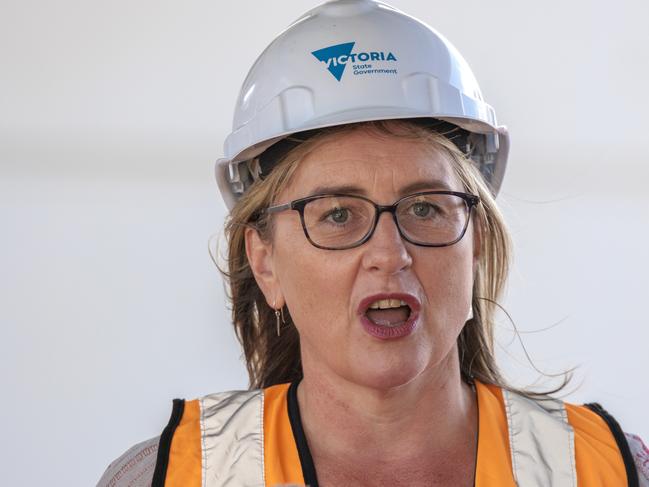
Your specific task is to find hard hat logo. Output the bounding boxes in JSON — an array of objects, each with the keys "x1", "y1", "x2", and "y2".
[
  {"x1": 311, "y1": 42, "x2": 398, "y2": 81},
  {"x1": 311, "y1": 42, "x2": 355, "y2": 81}
]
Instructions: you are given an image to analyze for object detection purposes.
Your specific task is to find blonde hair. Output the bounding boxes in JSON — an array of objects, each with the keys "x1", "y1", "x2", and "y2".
[{"x1": 223, "y1": 119, "x2": 516, "y2": 390}]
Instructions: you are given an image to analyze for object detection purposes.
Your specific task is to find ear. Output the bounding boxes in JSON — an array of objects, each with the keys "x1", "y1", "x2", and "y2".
[
  {"x1": 245, "y1": 226, "x2": 284, "y2": 309},
  {"x1": 471, "y1": 216, "x2": 482, "y2": 270}
]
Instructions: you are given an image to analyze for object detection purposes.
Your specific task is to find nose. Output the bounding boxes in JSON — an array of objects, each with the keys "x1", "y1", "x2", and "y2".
[{"x1": 361, "y1": 211, "x2": 413, "y2": 274}]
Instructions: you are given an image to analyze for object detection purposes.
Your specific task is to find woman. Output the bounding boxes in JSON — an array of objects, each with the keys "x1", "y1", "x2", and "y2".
[{"x1": 98, "y1": 1, "x2": 648, "y2": 486}]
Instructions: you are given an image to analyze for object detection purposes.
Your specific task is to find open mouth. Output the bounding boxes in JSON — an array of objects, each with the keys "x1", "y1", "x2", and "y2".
[{"x1": 364, "y1": 298, "x2": 413, "y2": 328}]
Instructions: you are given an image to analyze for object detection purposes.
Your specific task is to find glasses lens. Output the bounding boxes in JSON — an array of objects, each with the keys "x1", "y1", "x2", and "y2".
[
  {"x1": 303, "y1": 196, "x2": 375, "y2": 249},
  {"x1": 396, "y1": 193, "x2": 470, "y2": 245}
]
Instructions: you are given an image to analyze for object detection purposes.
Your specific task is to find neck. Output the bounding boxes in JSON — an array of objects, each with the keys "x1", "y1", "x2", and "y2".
[{"x1": 297, "y1": 348, "x2": 477, "y2": 465}]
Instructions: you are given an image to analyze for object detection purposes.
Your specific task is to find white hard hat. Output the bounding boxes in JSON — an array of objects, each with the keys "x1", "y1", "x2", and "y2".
[{"x1": 216, "y1": 0, "x2": 510, "y2": 209}]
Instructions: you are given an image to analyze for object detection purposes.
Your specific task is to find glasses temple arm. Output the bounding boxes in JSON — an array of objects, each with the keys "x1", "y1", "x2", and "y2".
[{"x1": 264, "y1": 202, "x2": 293, "y2": 214}]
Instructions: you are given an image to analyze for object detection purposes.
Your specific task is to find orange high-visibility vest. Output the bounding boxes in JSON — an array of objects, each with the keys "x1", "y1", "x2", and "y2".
[{"x1": 150, "y1": 380, "x2": 638, "y2": 486}]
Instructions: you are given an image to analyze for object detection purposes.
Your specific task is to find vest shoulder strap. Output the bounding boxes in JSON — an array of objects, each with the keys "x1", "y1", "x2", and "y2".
[
  {"x1": 153, "y1": 398, "x2": 202, "y2": 487},
  {"x1": 200, "y1": 389, "x2": 265, "y2": 487},
  {"x1": 570, "y1": 402, "x2": 638, "y2": 486},
  {"x1": 504, "y1": 387, "x2": 633, "y2": 487},
  {"x1": 503, "y1": 388, "x2": 577, "y2": 487},
  {"x1": 154, "y1": 389, "x2": 265, "y2": 487},
  {"x1": 584, "y1": 403, "x2": 639, "y2": 487}
]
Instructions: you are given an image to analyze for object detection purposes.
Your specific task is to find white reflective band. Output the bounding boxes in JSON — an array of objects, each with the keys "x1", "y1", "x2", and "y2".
[
  {"x1": 503, "y1": 389, "x2": 577, "y2": 487},
  {"x1": 200, "y1": 390, "x2": 265, "y2": 487}
]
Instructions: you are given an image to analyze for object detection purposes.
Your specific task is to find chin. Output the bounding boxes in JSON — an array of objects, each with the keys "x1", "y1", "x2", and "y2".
[{"x1": 346, "y1": 353, "x2": 430, "y2": 392}]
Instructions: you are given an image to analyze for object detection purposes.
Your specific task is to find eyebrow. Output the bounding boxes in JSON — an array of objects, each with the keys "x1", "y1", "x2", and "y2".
[{"x1": 306, "y1": 179, "x2": 454, "y2": 198}]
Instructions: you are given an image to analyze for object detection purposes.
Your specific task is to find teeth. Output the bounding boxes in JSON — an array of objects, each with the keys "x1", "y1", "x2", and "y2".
[{"x1": 368, "y1": 299, "x2": 408, "y2": 310}]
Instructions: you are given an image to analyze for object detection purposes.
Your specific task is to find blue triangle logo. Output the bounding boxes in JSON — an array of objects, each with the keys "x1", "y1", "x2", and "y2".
[{"x1": 311, "y1": 42, "x2": 356, "y2": 81}]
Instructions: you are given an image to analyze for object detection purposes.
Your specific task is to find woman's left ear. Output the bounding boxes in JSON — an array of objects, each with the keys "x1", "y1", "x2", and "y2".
[{"x1": 472, "y1": 219, "x2": 481, "y2": 268}]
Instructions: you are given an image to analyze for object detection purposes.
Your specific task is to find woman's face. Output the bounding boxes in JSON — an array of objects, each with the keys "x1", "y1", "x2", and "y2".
[{"x1": 249, "y1": 128, "x2": 478, "y2": 390}]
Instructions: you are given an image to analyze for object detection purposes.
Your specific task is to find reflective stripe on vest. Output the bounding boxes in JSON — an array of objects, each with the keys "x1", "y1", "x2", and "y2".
[
  {"x1": 154, "y1": 381, "x2": 630, "y2": 486},
  {"x1": 503, "y1": 389, "x2": 577, "y2": 486},
  {"x1": 201, "y1": 389, "x2": 265, "y2": 486}
]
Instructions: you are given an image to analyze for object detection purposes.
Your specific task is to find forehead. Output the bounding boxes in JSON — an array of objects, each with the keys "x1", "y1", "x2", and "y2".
[{"x1": 282, "y1": 128, "x2": 463, "y2": 200}]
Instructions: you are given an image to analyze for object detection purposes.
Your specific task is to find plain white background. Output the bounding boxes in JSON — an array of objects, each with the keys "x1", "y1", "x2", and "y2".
[{"x1": 1, "y1": 1, "x2": 648, "y2": 485}]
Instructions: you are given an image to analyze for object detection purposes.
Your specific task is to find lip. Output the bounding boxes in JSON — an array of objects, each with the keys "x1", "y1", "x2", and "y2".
[{"x1": 357, "y1": 293, "x2": 421, "y2": 340}]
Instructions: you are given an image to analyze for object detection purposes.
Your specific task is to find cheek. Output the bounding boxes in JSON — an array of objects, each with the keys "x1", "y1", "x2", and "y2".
[
  {"x1": 415, "y1": 240, "x2": 474, "y2": 327},
  {"x1": 273, "y1": 225, "x2": 354, "y2": 334}
]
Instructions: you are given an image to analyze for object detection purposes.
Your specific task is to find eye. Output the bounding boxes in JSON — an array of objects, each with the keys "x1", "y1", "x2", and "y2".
[
  {"x1": 411, "y1": 201, "x2": 436, "y2": 218},
  {"x1": 325, "y1": 207, "x2": 350, "y2": 224}
]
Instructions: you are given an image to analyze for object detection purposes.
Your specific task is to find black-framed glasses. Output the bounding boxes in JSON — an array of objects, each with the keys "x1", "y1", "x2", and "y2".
[{"x1": 264, "y1": 191, "x2": 480, "y2": 250}]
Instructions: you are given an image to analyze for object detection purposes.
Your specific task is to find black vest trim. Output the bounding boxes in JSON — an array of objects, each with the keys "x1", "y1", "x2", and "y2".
[
  {"x1": 287, "y1": 380, "x2": 320, "y2": 487},
  {"x1": 584, "y1": 402, "x2": 638, "y2": 487},
  {"x1": 152, "y1": 398, "x2": 185, "y2": 487}
]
